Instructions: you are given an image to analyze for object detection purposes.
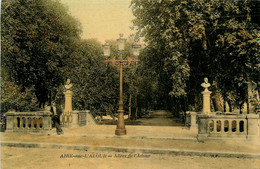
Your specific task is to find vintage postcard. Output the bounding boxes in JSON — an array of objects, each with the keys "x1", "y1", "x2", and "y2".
[{"x1": 1, "y1": 0, "x2": 260, "y2": 169}]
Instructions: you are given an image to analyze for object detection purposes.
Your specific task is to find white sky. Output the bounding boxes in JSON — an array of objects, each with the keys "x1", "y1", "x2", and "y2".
[{"x1": 60, "y1": 0, "x2": 135, "y2": 43}]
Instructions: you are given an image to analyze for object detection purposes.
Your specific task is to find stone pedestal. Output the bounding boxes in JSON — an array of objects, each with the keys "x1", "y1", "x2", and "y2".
[
  {"x1": 64, "y1": 90, "x2": 73, "y2": 114},
  {"x1": 202, "y1": 90, "x2": 212, "y2": 114},
  {"x1": 190, "y1": 111, "x2": 197, "y2": 130},
  {"x1": 246, "y1": 114, "x2": 259, "y2": 142},
  {"x1": 43, "y1": 113, "x2": 52, "y2": 130},
  {"x1": 61, "y1": 90, "x2": 73, "y2": 125}
]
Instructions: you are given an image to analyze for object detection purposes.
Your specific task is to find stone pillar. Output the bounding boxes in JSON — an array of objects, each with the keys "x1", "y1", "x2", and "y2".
[
  {"x1": 190, "y1": 112, "x2": 197, "y2": 131},
  {"x1": 197, "y1": 114, "x2": 209, "y2": 141},
  {"x1": 185, "y1": 112, "x2": 191, "y2": 127},
  {"x1": 71, "y1": 111, "x2": 79, "y2": 127},
  {"x1": 5, "y1": 112, "x2": 15, "y2": 131},
  {"x1": 246, "y1": 114, "x2": 259, "y2": 142},
  {"x1": 43, "y1": 112, "x2": 52, "y2": 130},
  {"x1": 201, "y1": 77, "x2": 212, "y2": 115}
]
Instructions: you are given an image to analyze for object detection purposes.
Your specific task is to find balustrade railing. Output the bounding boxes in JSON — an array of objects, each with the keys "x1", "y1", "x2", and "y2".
[
  {"x1": 5, "y1": 111, "x2": 52, "y2": 132},
  {"x1": 208, "y1": 118, "x2": 247, "y2": 135},
  {"x1": 197, "y1": 113, "x2": 259, "y2": 141}
]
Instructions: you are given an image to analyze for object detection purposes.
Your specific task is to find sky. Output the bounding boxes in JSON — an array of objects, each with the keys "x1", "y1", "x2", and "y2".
[{"x1": 60, "y1": 0, "x2": 135, "y2": 43}]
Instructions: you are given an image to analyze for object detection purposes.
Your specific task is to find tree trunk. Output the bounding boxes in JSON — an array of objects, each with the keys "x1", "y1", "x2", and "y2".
[
  {"x1": 247, "y1": 97, "x2": 250, "y2": 114},
  {"x1": 128, "y1": 94, "x2": 131, "y2": 119},
  {"x1": 135, "y1": 96, "x2": 138, "y2": 120}
]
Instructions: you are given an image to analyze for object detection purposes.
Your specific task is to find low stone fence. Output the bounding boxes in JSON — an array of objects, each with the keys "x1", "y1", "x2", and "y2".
[
  {"x1": 62, "y1": 110, "x2": 96, "y2": 127},
  {"x1": 5, "y1": 111, "x2": 52, "y2": 133},
  {"x1": 197, "y1": 113, "x2": 259, "y2": 142}
]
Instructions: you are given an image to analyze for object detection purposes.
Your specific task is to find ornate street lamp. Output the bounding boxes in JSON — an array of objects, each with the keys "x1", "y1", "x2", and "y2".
[{"x1": 103, "y1": 34, "x2": 141, "y2": 136}]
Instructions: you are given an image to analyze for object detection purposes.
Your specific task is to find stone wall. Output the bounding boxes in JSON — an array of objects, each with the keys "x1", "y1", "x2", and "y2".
[
  {"x1": 86, "y1": 111, "x2": 97, "y2": 125},
  {"x1": 68, "y1": 110, "x2": 97, "y2": 127}
]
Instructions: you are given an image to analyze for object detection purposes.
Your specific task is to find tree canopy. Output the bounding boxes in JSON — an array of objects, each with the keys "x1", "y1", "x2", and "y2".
[
  {"x1": 1, "y1": 0, "x2": 259, "y2": 117},
  {"x1": 131, "y1": 0, "x2": 259, "y2": 114},
  {"x1": 1, "y1": 0, "x2": 81, "y2": 107}
]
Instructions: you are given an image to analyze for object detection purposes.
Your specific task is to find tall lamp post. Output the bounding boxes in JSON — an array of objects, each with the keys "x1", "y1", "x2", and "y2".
[{"x1": 103, "y1": 34, "x2": 141, "y2": 136}]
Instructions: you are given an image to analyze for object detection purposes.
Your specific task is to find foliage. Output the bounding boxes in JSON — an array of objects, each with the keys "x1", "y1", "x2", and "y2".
[
  {"x1": 61, "y1": 39, "x2": 119, "y2": 116},
  {"x1": 131, "y1": 0, "x2": 260, "y2": 114},
  {"x1": 1, "y1": 73, "x2": 40, "y2": 113},
  {"x1": 1, "y1": 0, "x2": 120, "y2": 116},
  {"x1": 1, "y1": 0, "x2": 81, "y2": 107}
]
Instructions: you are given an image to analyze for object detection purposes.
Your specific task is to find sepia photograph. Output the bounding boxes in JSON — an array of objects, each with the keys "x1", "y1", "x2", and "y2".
[{"x1": 0, "y1": 0, "x2": 260, "y2": 168}]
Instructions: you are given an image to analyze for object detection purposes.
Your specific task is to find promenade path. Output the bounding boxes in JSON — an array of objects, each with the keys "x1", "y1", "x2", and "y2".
[{"x1": 135, "y1": 110, "x2": 183, "y2": 126}]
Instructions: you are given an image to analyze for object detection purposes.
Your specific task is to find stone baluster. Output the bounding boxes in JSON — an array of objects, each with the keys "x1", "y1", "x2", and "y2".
[
  {"x1": 228, "y1": 120, "x2": 232, "y2": 133},
  {"x1": 20, "y1": 117, "x2": 23, "y2": 129},
  {"x1": 221, "y1": 120, "x2": 224, "y2": 133},
  {"x1": 215, "y1": 120, "x2": 218, "y2": 133},
  {"x1": 34, "y1": 118, "x2": 37, "y2": 129},
  {"x1": 236, "y1": 120, "x2": 240, "y2": 134},
  {"x1": 36, "y1": 118, "x2": 39, "y2": 129},
  {"x1": 210, "y1": 120, "x2": 214, "y2": 133},
  {"x1": 25, "y1": 117, "x2": 28, "y2": 129},
  {"x1": 29, "y1": 117, "x2": 32, "y2": 129}
]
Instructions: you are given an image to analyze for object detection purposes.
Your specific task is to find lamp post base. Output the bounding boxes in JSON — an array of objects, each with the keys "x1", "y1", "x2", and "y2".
[{"x1": 115, "y1": 128, "x2": 127, "y2": 136}]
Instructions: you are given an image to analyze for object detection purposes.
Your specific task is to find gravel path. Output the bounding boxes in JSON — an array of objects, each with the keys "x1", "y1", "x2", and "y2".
[
  {"x1": 2, "y1": 147, "x2": 260, "y2": 169},
  {"x1": 136, "y1": 110, "x2": 183, "y2": 126}
]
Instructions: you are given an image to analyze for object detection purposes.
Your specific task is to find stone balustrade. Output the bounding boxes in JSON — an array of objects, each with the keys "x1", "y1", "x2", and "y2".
[
  {"x1": 197, "y1": 113, "x2": 259, "y2": 141},
  {"x1": 5, "y1": 111, "x2": 52, "y2": 133},
  {"x1": 60, "y1": 112, "x2": 72, "y2": 126},
  {"x1": 208, "y1": 118, "x2": 247, "y2": 135}
]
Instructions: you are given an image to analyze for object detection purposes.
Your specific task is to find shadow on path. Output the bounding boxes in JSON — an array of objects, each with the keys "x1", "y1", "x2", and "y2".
[{"x1": 135, "y1": 110, "x2": 184, "y2": 126}]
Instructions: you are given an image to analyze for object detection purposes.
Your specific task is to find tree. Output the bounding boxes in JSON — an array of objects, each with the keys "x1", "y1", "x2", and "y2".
[
  {"x1": 61, "y1": 39, "x2": 119, "y2": 117},
  {"x1": 131, "y1": 0, "x2": 259, "y2": 114},
  {"x1": 1, "y1": 69, "x2": 39, "y2": 113},
  {"x1": 1, "y1": 0, "x2": 81, "y2": 107}
]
